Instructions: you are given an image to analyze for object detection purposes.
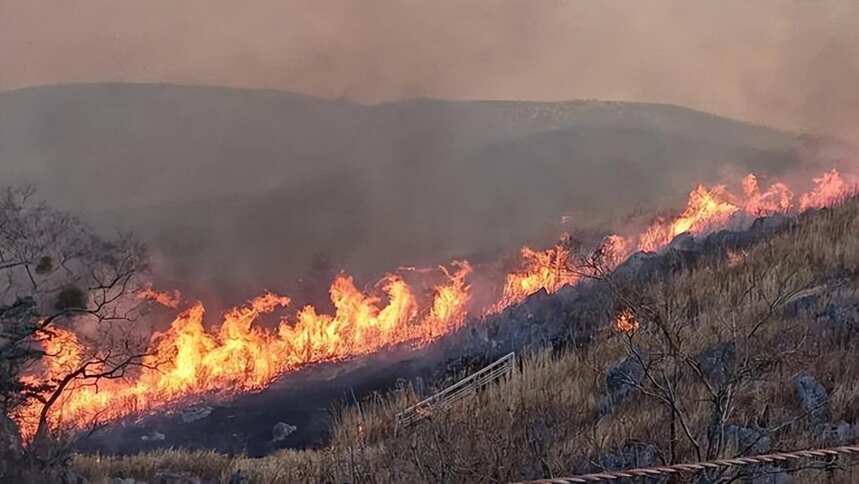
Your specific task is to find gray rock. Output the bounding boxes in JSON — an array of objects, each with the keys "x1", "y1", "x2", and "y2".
[
  {"x1": 695, "y1": 342, "x2": 736, "y2": 387},
  {"x1": 668, "y1": 233, "x2": 697, "y2": 251},
  {"x1": 748, "y1": 214, "x2": 790, "y2": 236},
  {"x1": 141, "y1": 430, "x2": 166, "y2": 441},
  {"x1": 0, "y1": 413, "x2": 23, "y2": 480},
  {"x1": 153, "y1": 471, "x2": 201, "y2": 484},
  {"x1": 596, "y1": 442, "x2": 658, "y2": 471},
  {"x1": 58, "y1": 470, "x2": 90, "y2": 484},
  {"x1": 748, "y1": 465, "x2": 793, "y2": 484},
  {"x1": 272, "y1": 422, "x2": 297, "y2": 442},
  {"x1": 179, "y1": 406, "x2": 212, "y2": 423},
  {"x1": 821, "y1": 302, "x2": 858, "y2": 338},
  {"x1": 228, "y1": 470, "x2": 249, "y2": 484},
  {"x1": 793, "y1": 375, "x2": 831, "y2": 426},
  {"x1": 819, "y1": 420, "x2": 857, "y2": 445},
  {"x1": 724, "y1": 425, "x2": 770, "y2": 455},
  {"x1": 599, "y1": 355, "x2": 646, "y2": 415},
  {"x1": 110, "y1": 478, "x2": 136, "y2": 484}
]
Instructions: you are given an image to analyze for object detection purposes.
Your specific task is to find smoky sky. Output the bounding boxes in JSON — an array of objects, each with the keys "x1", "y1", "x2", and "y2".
[{"x1": 1, "y1": 0, "x2": 857, "y2": 140}]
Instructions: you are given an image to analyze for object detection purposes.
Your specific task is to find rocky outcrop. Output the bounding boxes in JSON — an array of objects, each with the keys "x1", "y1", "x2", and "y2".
[
  {"x1": 272, "y1": 422, "x2": 297, "y2": 442},
  {"x1": 695, "y1": 342, "x2": 736, "y2": 387},
  {"x1": 793, "y1": 375, "x2": 832, "y2": 426},
  {"x1": 599, "y1": 355, "x2": 647, "y2": 416}
]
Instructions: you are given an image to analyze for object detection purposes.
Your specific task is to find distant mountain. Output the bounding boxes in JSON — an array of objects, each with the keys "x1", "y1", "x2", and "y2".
[{"x1": 0, "y1": 84, "x2": 830, "y2": 301}]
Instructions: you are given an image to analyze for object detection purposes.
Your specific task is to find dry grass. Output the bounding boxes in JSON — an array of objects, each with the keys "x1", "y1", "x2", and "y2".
[{"x1": 74, "y1": 199, "x2": 859, "y2": 483}]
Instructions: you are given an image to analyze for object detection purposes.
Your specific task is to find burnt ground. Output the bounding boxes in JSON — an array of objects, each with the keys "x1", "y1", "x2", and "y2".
[{"x1": 75, "y1": 346, "x2": 446, "y2": 457}]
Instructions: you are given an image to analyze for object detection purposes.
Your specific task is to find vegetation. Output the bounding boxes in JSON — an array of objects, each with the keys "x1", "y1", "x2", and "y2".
[
  {"x1": 0, "y1": 187, "x2": 149, "y2": 481},
  {"x1": 71, "y1": 197, "x2": 859, "y2": 482}
]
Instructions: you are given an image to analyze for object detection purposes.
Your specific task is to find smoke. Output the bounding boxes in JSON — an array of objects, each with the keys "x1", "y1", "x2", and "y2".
[
  {"x1": 0, "y1": 0, "x2": 856, "y2": 304},
  {"x1": 1, "y1": 0, "x2": 856, "y2": 139}
]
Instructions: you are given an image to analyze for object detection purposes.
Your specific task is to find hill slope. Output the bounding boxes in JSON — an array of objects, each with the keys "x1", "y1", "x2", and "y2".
[
  {"x1": 74, "y1": 197, "x2": 859, "y2": 483},
  {"x1": 0, "y1": 84, "x2": 824, "y2": 300}
]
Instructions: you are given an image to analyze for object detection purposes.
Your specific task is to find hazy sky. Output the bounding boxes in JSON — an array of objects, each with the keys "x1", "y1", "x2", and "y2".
[{"x1": 1, "y1": 0, "x2": 857, "y2": 138}]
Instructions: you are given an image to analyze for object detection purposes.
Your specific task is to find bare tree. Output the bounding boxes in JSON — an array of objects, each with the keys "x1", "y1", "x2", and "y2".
[
  {"x1": 575, "y1": 236, "x2": 832, "y2": 482},
  {"x1": 0, "y1": 186, "x2": 150, "y2": 479}
]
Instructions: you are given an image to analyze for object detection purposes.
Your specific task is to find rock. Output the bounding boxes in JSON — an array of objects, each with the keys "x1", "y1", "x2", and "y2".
[
  {"x1": 614, "y1": 251, "x2": 658, "y2": 279},
  {"x1": 821, "y1": 302, "x2": 858, "y2": 338},
  {"x1": 58, "y1": 470, "x2": 90, "y2": 484},
  {"x1": 819, "y1": 420, "x2": 857, "y2": 445},
  {"x1": 748, "y1": 214, "x2": 790, "y2": 236},
  {"x1": 153, "y1": 471, "x2": 201, "y2": 484},
  {"x1": 599, "y1": 355, "x2": 646, "y2": 416},
  {"x1": 110, "y1": 478, "x2": 136, "y2": 484},
  {"x1": 702, "y1": 229, "x2": 752, "y2": 253},
  {"x1": 748, "y1": 465, "x2": 793, "y2": 484},
  {"x1": 695, "y1": 343, "x2": 736, "y2": 387},
  {"x1": 0, "y1": 413, "x2": 23, "y2": 480},
  {"x1": 669, "y1": 233, "x2": 698, "y2": 251},
  {"x1": 724, "y1": 425, "x2": 770, "y2": 455},
  {"x1": 793, "y1": 375, "x2": 831, "y2": 426},
  {"x1": 141, "y1": 430, "x2": 166, "y2": 441},
  {"x1": 782, "y1": 293, "x2": 821, "y2": 319},
  {"x1": 596, "y1": 442, "x2": 658, "y2": 471},
  {"x1": 272, "y1": 422, "x2": 297, "y2": 442},
  {"x1": 228, "y1": 470, "x2": 250, "y2": 484},
  {"x1": 179, "y1": 406, "x2": 212, "y2": 424}
]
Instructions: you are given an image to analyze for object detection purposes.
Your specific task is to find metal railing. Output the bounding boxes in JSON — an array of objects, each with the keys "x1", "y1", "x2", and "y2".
[{"x1": 395, "y1": 352, "x2": 516, "y2": 430}]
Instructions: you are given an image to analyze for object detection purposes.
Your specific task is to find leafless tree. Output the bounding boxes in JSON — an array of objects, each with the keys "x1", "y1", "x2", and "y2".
[
  {"x1": 575, "y1": 236, "x2": 833, "y2": 482},
  {"x1": 0, "y1": 186, "x2": 151, "y2": 478}
]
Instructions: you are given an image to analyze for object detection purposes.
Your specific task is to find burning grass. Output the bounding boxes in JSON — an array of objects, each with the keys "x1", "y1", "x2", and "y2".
[
  {"x1": 74, "y1": 196, "x2": 859, "y2": 483},
  {"x1": 19, "y1": 167, "x2": 858, "y2": 441}
]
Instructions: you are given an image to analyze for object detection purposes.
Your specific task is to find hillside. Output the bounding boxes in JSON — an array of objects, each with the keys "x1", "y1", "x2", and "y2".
[
  {"x1": 73, "y1": 196, "x2": 859, "y2": 483},
  {"x1": 0, "y1": 84, "x2": 831, "y2": 301}
]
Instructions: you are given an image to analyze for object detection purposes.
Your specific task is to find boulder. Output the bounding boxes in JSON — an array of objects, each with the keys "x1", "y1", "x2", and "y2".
[
  {"x1": 819, "y1": 420, "x2": 857, "y2": 445},
  {"x1": 153, "y1": 472, "x2": 201, "y2": 484},
  {"x1": 695, "y1": 343, "x2": 736, "y2": 387},
  {"x1": 599, "y1": 355, "x2": 646, "y2": 416},
  {"x1": 793, "y1": 375, "x2": 831, "y2": 426},
  {"x1": 141, "y1": 430, "x2": 166, "y2": 442},
  {"x1": 595, "y1": 442, "x2": 658, "y2": 472},
  {"x1": 272, "y1": 422, "x2": 297, "y2": 442},
  {"x1": 179, "y1": 406, "x2": 212, "y2": 424},
  {"x1": 723, "y1": 425, "x2": 770, "y2": 455}
]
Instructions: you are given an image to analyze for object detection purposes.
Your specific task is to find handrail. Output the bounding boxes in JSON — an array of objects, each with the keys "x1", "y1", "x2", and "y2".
[{"x1": 396, "y1": 352, "x2": 515, "y2": 429}]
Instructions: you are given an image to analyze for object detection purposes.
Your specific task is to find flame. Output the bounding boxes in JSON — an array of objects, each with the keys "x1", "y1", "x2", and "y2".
[
  {"x1": 638, "y1": 184, "x2": 740, "y2": 252},
  {"x1": 138, "y1": 287, "x2": 183, "y2": 309},
  {"x1": 15, "y1": 167, "x2": 857, "y2": 439},
  {"x1": 742, "y1": 174, "x2": 793, "y2": 216},
  {"x1": 15, "y1": 264, "x2": 472, "y2": 440},
  {"x1": 798, "y1": 169, "x2": 855, "y2": 210},
  {"x1": 489, "y1": 240, "x2": 578, "y2": 313},
  {"x1": 613, "y1": 310, "x2": 639, "y2": 334}
]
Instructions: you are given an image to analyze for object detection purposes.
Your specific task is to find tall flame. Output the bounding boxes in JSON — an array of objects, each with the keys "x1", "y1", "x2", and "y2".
[
  {"x1": 489, "y1": 241, "x2": 578, "y2": 313},
  {"x1": 16, "y1": 264, "x2": 472, "y2": 440}
]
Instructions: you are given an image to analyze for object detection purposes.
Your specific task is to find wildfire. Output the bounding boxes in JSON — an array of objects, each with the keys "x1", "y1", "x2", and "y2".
[
  {"x1": 15, "y1": 167, "x2": 857, "y2": 440},
  {"x1": 798, "y1": 169, "x2": 855, "y2": 210},
  {"x1": 489, "y1": 239, "x2": 578, "y2": 313},
  {"x1": 16, "y1": 263, "x2": 472, "y2": 439},
  {"x1": 613, "y1": 310, "x2": 639, "y2": 334},
  {"x1": 634, "y1": 169, "x2": 854, "y2": 254},
  {"x1": 138, "y1": 287, "x2": 183, "y2": 309}
]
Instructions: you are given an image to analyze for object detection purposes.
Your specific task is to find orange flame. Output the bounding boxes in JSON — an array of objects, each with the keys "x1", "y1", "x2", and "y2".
[
  {"x1": 798, "y1": 169, "x2": 855, "y2": 210},
  {"x1": 638, "y1": 184, "x2": 740, "y2": 252},
  {"x1": 15, "y1": 264, "x2": 472, "y2": 440},
  {"x1": 489, "y1": 241, "x2": 578, "y2": 313},
  {"x1": 613, "y1": 310, "x2": 639, "y2": 334},
  {"x1": 15, "y1": 167, "x2": 857, "y2": 439},
  {"x1": 138, "y1": 287, "x2": 183, "y2": 309}
]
